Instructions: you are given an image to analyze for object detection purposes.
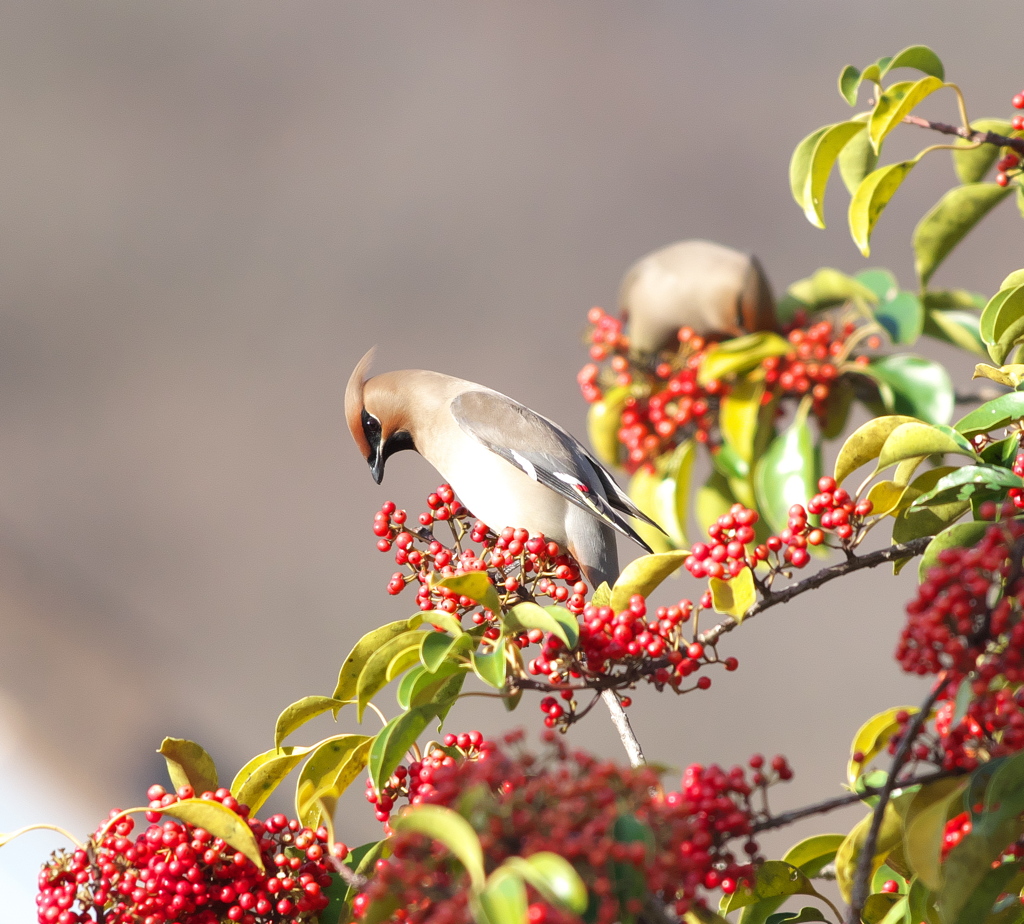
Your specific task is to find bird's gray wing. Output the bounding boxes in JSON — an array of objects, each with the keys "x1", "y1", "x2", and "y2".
[{"x1": 450, "y1": 390, "x2": 663, "y2": 550}]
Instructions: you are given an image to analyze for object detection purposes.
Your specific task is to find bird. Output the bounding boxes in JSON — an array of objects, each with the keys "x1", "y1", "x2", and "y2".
[
  {"x1": 619, "y1": 239, "x2": 778, "y2": 356},
  {"x1": 345, "y1": 348, "x2": 663, "y2": 588}
]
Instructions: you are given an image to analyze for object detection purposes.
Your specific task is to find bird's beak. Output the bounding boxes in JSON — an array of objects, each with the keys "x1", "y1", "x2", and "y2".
[{"x1": 369, "y1": 448, "x2": 385, "y2": 484}]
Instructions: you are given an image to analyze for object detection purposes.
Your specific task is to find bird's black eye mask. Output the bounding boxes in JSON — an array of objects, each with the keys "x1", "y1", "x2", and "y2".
[
  {"x1": 362, "y1": 408, "x2": 414, "y2": 466},
  {"x1": 361, "y1": 408, "x2": 382, "y2": 452}
]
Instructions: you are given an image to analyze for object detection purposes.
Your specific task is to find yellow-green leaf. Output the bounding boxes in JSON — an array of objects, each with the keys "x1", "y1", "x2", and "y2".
[
  {"x1": 432, "y1": 572, "x2": 502, "y2": 617},
  {"x1": 866, "y1": 480, "x2": 911, "y2": 518},
  {"x1": 849, "y1": 160, "x2": 917, "y2": 256},
  {"x1": 161, "y1": 799, "x2": 264, "y2": 871},
  {"x1": 952, "y1": 118, "x2": 1013, "y2": 184},
  {"x1": 627, "y1": 465, "x2": 674, "y2": 554},
  {"x1": 295, "y1": 735, "x2": 373, "y2": 828},
  {"x1": 391, "y1": 805, "x2": 486, "y2": 889},
  {"x1": 834, "y1": 415, "x2": 919, "y2": 486},
  {"x1": 500, "y1": 853, "x2": 588, "y2": 914},
  {"x1": 848, "y1": 706, "x2": 917, "y2": 786},
  {"x1": 587, "y1": 386, "x2": 630, "y2": 468},
  {"x1": 507, "y1": 602, "x2": 578, "y2": 649},
  {"x1": 904, "y1": 778, "x2": 968, "y2": 890},
  {"x1": 835, "y1": 805, "x2": 905, "y2": 904},
  {"x1": 697, "y1": 332, "x2": 792, "y2": 385},
  {"x1": 838, "y1": 114, "x2": 880, "y2": 195},
  {"x1": 790, "y1": 126, "x2": 829, "y2": 211},
  {"x1": 478, "y1": 869, "x2": 528, "y2": 924},
  {"x1": 839, "y1": 65, "x2": 862, "y2": 106},
  {"x1": 721, "y1": 379, "x2": 765, "y2": 463},
  {"x1": 333, "y1": 618, "x2": 422, "y2": 702},
  {"x1": 708, "y1": 567, "x2": 756, "y2": 620},
  {"x1": 231, "y1": 745, "x2": 312, "y2": 815},
  {"x1": 884, "y1": 45, "x2": 944, "y2": 81},
  {"x1": 802, "y1": 121, "x2": 870, "y2": 228},
  {"x1": 868, "y1": 77, "x2": 943, "y2": 152},
  {"x1": 275, "y1": 696, "x2": 347, "y2": 749},
  {"x1": 876, "y1": 422, "x2": 977, "y2": 471},
  {"x1": 784, "y1": 267, "x2": 879, "y2": 314},
  {"x1": 609, "y1": 550, "x2": 689, "y2": 613},
  {"x1": 973, "y1": 362, "x2": 1024, "y2": 389},
  {"x1": 656, "y1": 440, "x2": 696, "y2": 547},
  {"x1": 471, "y1": 637, "x2": 507, "y2": 689},
  {"x1": 357, "y1": 634, "x2": 426, "y2": 721},
  {"x1": 914, "y1": 183, "x2": 1012, "y2": 287},
  {"x1": 157, "y1": 738, "x2": 218, "y2": 796}
]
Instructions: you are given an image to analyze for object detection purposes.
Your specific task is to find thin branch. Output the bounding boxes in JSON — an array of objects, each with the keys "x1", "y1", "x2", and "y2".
[
  {"x1": 601, "y1": 689, "x2": 645, "y2": 767},
  {"x1": 328, "y1": 854, "x2": 368, "y2": 890},
  {"x1": 847, "y1": 674, "x2": 949, "y2": 924},
  {"x1": 752, "y1": 767, "x2": 964, "y2": 834},
  {"x1": 903, "y1": 113, "x2": 1024, "y2": 157},
  {"x1": 699, "y1": 538, "x2": 932, "y2": 647}
]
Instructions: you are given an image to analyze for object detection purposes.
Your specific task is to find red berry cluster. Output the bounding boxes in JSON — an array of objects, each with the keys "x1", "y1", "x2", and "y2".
[
  {"x1": 891, "y1": 507, "x2": 1024, "y2": 770},
  {"x1": 365, "y1": 731, "x2": 492, "y2": 826},
  {"x1": 685, "y1": 505, "x2": 762, "y2": 580},
  {"x1": 998, "y1": 91, "x2": 1024, "y2": 187},
  {"x1": 373, "y1": 487, "x2": 588, "y2": 617},
  {"x1": 36, "y1": 786, "x2": 348, "y2": 924},
  {"x1": 352, "y1": 734, "x2": 791, "y2": 924},
  {"x1": 1009, "y1": 451, "x2": 1024, "y2": 509},
  {"x1": 941, "y1": 811, "x2": 973, "y2": 861}
]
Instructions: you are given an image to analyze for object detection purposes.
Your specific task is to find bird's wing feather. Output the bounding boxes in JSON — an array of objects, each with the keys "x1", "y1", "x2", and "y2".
[{"x1": 450, "y1": 390, "x2": 663, "y2": 549}]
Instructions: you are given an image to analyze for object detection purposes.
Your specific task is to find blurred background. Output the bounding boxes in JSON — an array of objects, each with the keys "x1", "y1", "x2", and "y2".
[{"x1": 0, "y1": 1, "x2": 1021, "y2": 914}]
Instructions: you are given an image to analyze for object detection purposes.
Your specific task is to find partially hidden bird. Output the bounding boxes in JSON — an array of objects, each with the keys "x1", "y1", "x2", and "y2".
[
  {"x1": 345, "y1": 349, "x2": 663, "y2": 588},
  {"x1": 619, "y1": 239, "x2": 778, "y2": 356}
]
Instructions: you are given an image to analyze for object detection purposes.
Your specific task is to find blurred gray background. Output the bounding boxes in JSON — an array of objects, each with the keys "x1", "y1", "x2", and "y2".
[{"x1": 0, "y1": 1, "x2": 1021, "y2": 913}]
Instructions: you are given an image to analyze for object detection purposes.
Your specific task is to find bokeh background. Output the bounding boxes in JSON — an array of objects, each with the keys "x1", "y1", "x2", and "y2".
[{"x1": 1, "y1": 1, "x2": 1021, "y2": 915}]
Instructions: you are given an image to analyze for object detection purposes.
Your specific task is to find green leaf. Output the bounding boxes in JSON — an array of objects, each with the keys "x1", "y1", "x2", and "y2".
[
  {"x1": 591, "y1": 582, "x2": 611, "y2": 607},
  {"x1": 368, "y1": 704, "x2": 442, "y2": 792},
  {"x1": 587, "y1": 386, "x2": 630, "y2": 468},
  {"x1": 835, "y1": 805, "x2": 905, "y2": 905},
  {"x1": 856, "y1": 268, "x2": 899, "y2": 302},
  {"x1": 869, "y1": 77, "x2": 944, "y2": 152},
  {"x1": 839, "y1": 114, "x2": 880, "y2": 195},
  {"x1": 764, "y1": 910, "x2": 828, "y2": 924},
  {"x1": 696, "y1": 470, "x2": 738, "y2": 534},
  {"x1": 914, "y1": 183, "x2": 1013, "y2": 287},
  {"x1": 952, "y1": 119, "x2": 1014, "y2": 184},
  {"x1": 275, "y1": 696, "x2": 347, "y2": 749},
  {"x1": 333, "y1": 618, "x2": 423, "y2": 702},
  {"x1": 790, "y1": 126, "x2": 829, "y2": 212},
  {"x1": 708, "y1": 567, "x2": 756, "y2": 620},
  {"x1": 500, "y1": 853, "x2": 588, "y2": 914},
  {"x1": 627, "y1": 465, "x2": 675, "y2": 554},
  {"x1": 892, "y1": 498, "x2": 971, "y2": 554},
  {"x1": 157, "y1": 738, "x2": 218, "y2": 796},
  {"x1": 471, "y1": 637, "x2": 508, "y2": 689},
  {"x1": 418, "y1": 610, "x2": 466, "y2": 635},
  {"x1": 477, "y1": 869, "x2": 528, "y2": 924},
  {"x1": 231, "y1": 745, "x2": 312, "y2": 815},
  {"x1": 861, "y1": 894, "x2": 901, "y2": 924},
  {"x1": 924, "y1": 307, "x2": 987, "y2": 356},
  {"x1": 904, "y1": 778, "x2": 968, "y2": 890},
  {"x1": 411, "y1": 666, "x2": 466, "y2": 715},
  {"x1": 391, "y1": 804, "x2": 486, "y2": 889},
  {"x1": 720, "y1": 860, "x2": 821, "y2": 912},
  {"x1": 834, "y1": 415, "x2": 920, "y2": 486},
  {"x1": 782, "y1": 834, "x2": 846, "y2": 877},
  {"x1": 782, "y1": 267, "x2": 879, "y2": 315},
  {"x1": 839, "y1": 65, "x2": 862, "y2": 105},
  {"x1": 876, "y1": 293, "x2": 924, "y2": 347},
  {"x1": 161, "y1": 798, "x2": 264, "y2": 871},
  {"x1": 848, "y1": 707, "x2": 916, "y2": 787},
  {"x1": 357, "y1": 633, "x2": 425, "y2": 721},
  {"x1": 698, "y1": 332, "x2": 792, "y2": 385},
  {"x1": 980, "y1": 285, "x2": 1024, "y2": 345},
  {"x1": 884, "y1": 45, "x2": 945, "y2": 80},
  {"x1": 432, "y1": 572, "x2": 503, "y2": 617},
  {"x1": 950, "y1": 863, "x2": 1020, "y2": 924},
  {"x1": 910, "y1": 465, "x2": 1024, "y2": 507},
  {"x1": 506, "y1": 603, "x2": 580, "y2": 649},
  {"x1": 753, "y1": 413, "x2": 819, "y2": 535},
  {"x1": 420, "y1": 630, "x2": 471, "y2": 673},
  {"x1": 955, "y1": 391, "x2": 1024, "y2": 437},
  {"x1": 609, "y1": 550, "x2": 689, "y2": 613},
  {"x1": 876, "y1": 422, "x2": 977, "y2": 470},
  {"x1": 655, "y1": 439, "x2": 697, "y2": 547},
  {"x1": 919, "y1": 520, "x2": 991, "y2": 582},
  {"x1": 721, "y1": 379, "x2": 766, "y2": 463},
  {"x1": 399, "y1": 661, "x2": 465, "y2": 710},
  {"x1": 863, "y1": 355, "x2": 955, "y2": 425},
  {"x1": 295, "y1": 735, "x2": 373, "y2": 828},
  {"x1": 800, "y1": 121, "x2": 870, "y2": 228},
  {"x1": 849, "y1": 160, "x2": 918, "y2": 256}
]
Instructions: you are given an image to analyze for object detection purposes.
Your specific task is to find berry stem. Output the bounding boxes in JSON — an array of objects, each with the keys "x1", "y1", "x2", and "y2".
[
  {"x1": 847, "y1": 673, "x2": 949, "y2": 924},
  {"x1": 601, "y1": 689, "x2": 646, "y2": 767},
  {"x1": 903, "y1": 113, "x2": 1024, "y2": 157},
  {"x1": 699, "y1": 537, "x2": 932, "y2": 647},
  {"x1": 0, "y1": 822, "x2": 85, "y2": 850}
]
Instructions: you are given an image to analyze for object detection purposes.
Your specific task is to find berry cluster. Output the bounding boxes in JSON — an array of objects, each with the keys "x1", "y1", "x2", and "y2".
[
  {"x1": 36, "y1": 786, "x2": 348, "y2": 924},
  {"x1": 579, "y1": 308, "x2": 874, "y2": 473},
  {"x1": 1009, "y1": 450, "x2": 1024, "y2": 510},
  {"x1": 352, "y1": 734, "x2": 791, "y2": 924},
  {"x1": 365, "y1": 731, "x2": 492, "y2": 826},
  {"x1": 998, "y1": 91, "x2": 1024, "y2": 187},
  {"x1": 373, "y1": 487, "x2": 588, "y2": 617},
  {"x1": 891, "y1": 506, "x2": 1024, "y2": 771}
]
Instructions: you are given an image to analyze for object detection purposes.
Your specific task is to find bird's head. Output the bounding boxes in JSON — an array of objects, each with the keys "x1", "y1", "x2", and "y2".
[{"x1": 345, "y1": 348, "x2": 417, "y2": 484}]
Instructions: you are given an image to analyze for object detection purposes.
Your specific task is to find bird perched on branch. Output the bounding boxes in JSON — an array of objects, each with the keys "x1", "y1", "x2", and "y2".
[
  {"x1": 345, "y1": 349, "x2": 662, "y2": 588},
  {"x1": 619, "y1": 239, "x2": 778, "y2": 356}
]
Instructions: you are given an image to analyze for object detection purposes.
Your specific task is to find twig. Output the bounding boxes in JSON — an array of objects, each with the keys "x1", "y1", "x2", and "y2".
[
  {"x1": 903, "y1": 113, "x2": 1024, "y2": 157},
  {"x1": 699, "y1": 538, "x2": 932, "y2": 647},
  {"x1": 601, "y1": 689, "x2": 645, "y2": 767},
  {"x1": 847, "y1": 674, "x2": 949, "y2": 924},
  {"x1": 751, "y1": 767, "x2": 964, "y2": 833},
  {"x1": 328, "y1": 854, "x2": 368, "y2": 890}
]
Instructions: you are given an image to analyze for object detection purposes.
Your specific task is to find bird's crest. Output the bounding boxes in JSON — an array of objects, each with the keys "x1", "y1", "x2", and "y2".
[{"x1": 345, "y1": 346, "x2": 377, "y2": 459}]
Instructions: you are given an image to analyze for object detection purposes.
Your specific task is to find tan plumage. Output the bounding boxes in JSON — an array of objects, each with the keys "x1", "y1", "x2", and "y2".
[
  {"x1": 345, "y1": 350, "x2": 662, "y2": 587},
  {"x1": 619, "y1": 239, "x2": 777, "y2": 356}
]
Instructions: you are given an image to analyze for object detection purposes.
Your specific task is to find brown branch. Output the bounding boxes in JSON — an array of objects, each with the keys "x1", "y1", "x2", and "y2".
[
  {"x1": 601, "y1": 689, "x2": 646, "y2": 767},
  {"x1": 847, "y1": 674, "x2": 949, "y2": 924},
  {"x1": 752, "y1": 767, "x2": 964, "y2": 834},
  {"x1": 903, "y1": 113, "x2": 1024, "y2": 158},
  {"x1": 699, "y1": 537, "x2": 932, "y2": 647}
]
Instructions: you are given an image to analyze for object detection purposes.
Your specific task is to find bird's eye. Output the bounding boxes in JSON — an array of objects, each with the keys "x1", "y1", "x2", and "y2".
[{"x1": 361, "y1": 409, "x2": 382, "y2": 438}]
